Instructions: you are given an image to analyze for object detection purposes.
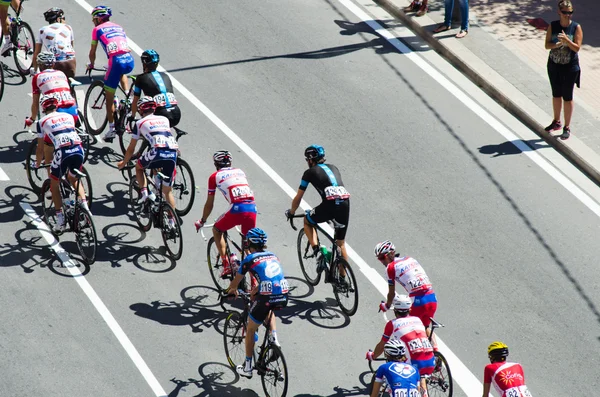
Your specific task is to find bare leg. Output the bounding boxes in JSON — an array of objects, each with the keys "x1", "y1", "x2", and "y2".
[
  {"x1": 552, "y1": 97, "x2": 562, "y2": 122},
  {"x1": 105, "y1": 89, "x2": 116, "y2": 124},
  {"x1": 245, "y1": 318, "x2": 260, "y2": 363},
  {"x1": 135, "y1": 163, "x2": 147, "y2": 190},
  {"x1": 50, "y1": 179, "x2": 62, "y2": 210},
  {"x1": 563, "y1": 99, "x2": 574, "y2": 127},
  {"x1": 303, "y1": 218, "x2": 318, "y2": 248},
  {"x1": 213, "y1": 227, "x2": 227, "y2": 260},
  {"x1": 120, "y1": 74, "x2": 128, "y2": 92},
  {"x1": 67, "y1": 173, "x2": 86, "y2": 202}
]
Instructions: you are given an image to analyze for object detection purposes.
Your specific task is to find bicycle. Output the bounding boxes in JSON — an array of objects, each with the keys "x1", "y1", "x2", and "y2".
[
  {"x1": 222, "y1": 290, "x2": 288, "y2": 397},
  {"x1": 122, "y1": 163, "x2": 183, "y2": 260},
  {"x1": 40, "y1": 168, "x2": 98, "y2": 264},
  {"x1": 3, "y1": 0, "x2": 34, "y2": 76},
  {"x1": 288, "y1": 213, "x2": 358, "y2": 316},
  {"x1": 368, "y1": 318, "x2": 453, "y2": 397},
  {"x1": 0, "y1": 61, "x2": 4, "y2": 101}
]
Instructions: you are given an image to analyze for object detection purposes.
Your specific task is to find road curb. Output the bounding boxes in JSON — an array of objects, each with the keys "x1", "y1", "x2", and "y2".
[{"x1": 373, "y1": 0, "x2": 600, "y2": 185}]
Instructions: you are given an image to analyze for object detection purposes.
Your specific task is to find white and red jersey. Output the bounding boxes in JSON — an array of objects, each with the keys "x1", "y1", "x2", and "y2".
[
  {"x1": 387, "y1": 256, "x2": 433, "y2": 296},
  {"x1": 208, "y1": 167, "x2": 255, "y2": 206},
  {"x1": 32, "y1": 69, "x2": 75, "y2": 109},
  {"x1": 382, "y1": 315, "x2": 434, "y2": 362},
  {"x1": 484, "y1": 362, "x2": 531, "y2": 397},
  {"x1": 37, "y1": 23, "x2": 75, "y2": 61},
  {"x1": 38, "y1": 111, "x2": 81, "y2": 149},
  {"x1": 132, "y1": 114, "x2": 178, "y2": 150}
]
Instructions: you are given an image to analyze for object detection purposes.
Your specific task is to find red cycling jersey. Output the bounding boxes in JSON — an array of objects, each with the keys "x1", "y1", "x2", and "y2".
[{"x1": 484, "y1": 362, "x2": 532, "y2": 397}]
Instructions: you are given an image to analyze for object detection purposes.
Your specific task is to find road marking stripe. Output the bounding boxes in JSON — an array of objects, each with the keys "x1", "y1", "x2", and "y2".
[
  {"x1": 0, "y1": 167, "x2": 9, "y2": 181},
  {"x1": 20, "y1": 203, "x2": 168, "y2": 397}
]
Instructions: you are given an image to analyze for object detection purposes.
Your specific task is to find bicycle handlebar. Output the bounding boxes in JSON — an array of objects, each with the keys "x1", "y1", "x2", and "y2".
[{"x1": 287, "y1": 213, "x2": 305, "y2": 231}]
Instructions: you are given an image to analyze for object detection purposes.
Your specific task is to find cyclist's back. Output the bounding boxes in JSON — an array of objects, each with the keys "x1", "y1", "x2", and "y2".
[
  {"x1": 302, "y1": 162, "x2": 349, "y2": 203},
  {"x1": 135, "y1": 71, "x2": 179, "y2": 118},
  {"x1": 374, "y1": 361, "x2": 421, "y2": 396},
  {"x1": 484, "y1": 361, "x2": 530, "y2": 397},
  {"x1": 383, "y1": 315, "x2": 435, "y2": 375}
]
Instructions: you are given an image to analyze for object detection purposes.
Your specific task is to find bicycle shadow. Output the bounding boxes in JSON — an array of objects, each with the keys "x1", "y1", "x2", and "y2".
[
  {"x1": 1, "y1": 62, "x2": 27, "y2": 86},
  {"x1": 0, "y1": 131, "x2": 36, "y2": 166},
  {"x1": 294, "y1": 370, "x2": 372, "y2": 397},
  {"x1": 168, "y1": 362, "x2": 259, "y2": 397}
]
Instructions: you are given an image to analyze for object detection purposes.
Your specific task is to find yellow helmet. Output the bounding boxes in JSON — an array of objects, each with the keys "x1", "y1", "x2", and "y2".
[{"x1": 488, "y1": 341, "x2": 509, "y2": 357}]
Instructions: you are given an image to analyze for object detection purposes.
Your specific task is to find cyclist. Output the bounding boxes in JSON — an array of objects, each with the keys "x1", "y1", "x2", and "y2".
[
  {"x1": 117, "y1": 96, "x2": 178, "y2": 227},
  {"x1": 131, "y1": 49, "x2": 181, "y2": 128},
  {"x1": 374, "y1": 240, "x2": 438, "y2": 338},
  {"x1": 226, "y1": 227, "x2": 289, "y2": 379},
  {"x1": 194, "y1": 151, "x2": 257, "y2": 277},
  {"x1": 0, "y1": 0, "x2": 20, "y2": 56},
  {"x1": 37, "y1": 95, "x2": 88, "y2": 232},
  {"x1": 366, "y1": 295, "x2": 434, "y2": 397},
  {"x1": 31, "y1": 8, "x2": 76, "y2": 78},
  {"x1": 483, "y1": 342, "x2": 532, "y2": 397},
  {"x1": 87, "y1": 5, "x2": 134, "y2": 142},
  {"x1": 285, "y1": 145, "x2": 350, "y2": 264},
  {"x1": 371, "y1": 339, "x2": 422, "y2": 397}
]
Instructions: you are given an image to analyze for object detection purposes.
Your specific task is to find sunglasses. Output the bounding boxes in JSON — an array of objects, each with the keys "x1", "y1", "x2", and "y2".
[
  {"x1": 560, "y1": 10, "x2": 574, "y2": 15},
  {"x1": 377, "y1": 254, "x2": 388, "y2": 261}
]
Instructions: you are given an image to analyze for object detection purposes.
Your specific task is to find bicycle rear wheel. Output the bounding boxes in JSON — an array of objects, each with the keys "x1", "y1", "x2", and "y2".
[
  {"x1": 129, "y1": 179, "x2": 152, "y2": 232},
  {"x1": 41, "y1": 179, "x2": 58, "y2": 230},
  {"x1": 77, "y1": 109, "x2": 91, "y2": 163},
  {"x1": 75, "y1": 204, "x2": 97, "y2": 265},
  {"x1": 223, "y1": 311, "x2": 247, "y2": 369},
  {"x1": 12, "y1": 21, "x2": 34, "y2": 75},
  {"x1": 173, "y1": 158, "x2": 196, "y2": 217},
  {"x1": 331, "y1": 258, "x2": 359, "y2": 316},
  {"x1": 0, "y1": 61, "x2": 4, "y2": 101},
  {"x1": 83, "y1": 80, "x2": 108, "y2": 135},
  {"x1": 26, "y1": 139, "x2": 46, "y2": 194},
  {"x1": 207, "y1": 237, "x2": 235, "y2": 292},
  {"x1": 79, "y1": 166, "x2": 94, "y2": 210},
  {"x1": 160, "y1": 202, "x2": 183, "y2": 260},
  {"x1": 296, "y1": 228, "x2": 321, "y2": 286},
  {"x1": 428, "y1": 351, "x2": 453, "y2": 397},
  {"x1": 259, "y1": 344, "x2": 288, "y2": 397}
]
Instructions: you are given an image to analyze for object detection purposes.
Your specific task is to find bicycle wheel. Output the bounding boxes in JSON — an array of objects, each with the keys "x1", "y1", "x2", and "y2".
[
  {"x1": 160, "y1": 202, "x2": 183, "y2": 260},
  {"x1": 129, "y1": 179, "x2": 152, "y2": 232},
  {"x1": 118, "y1": 127, "x2": 133, "y2": 156},
  {"x1": 75, "y1": 204, "x2": 97, "y2": 265},
  {"x1": 259, "y1": 344, "x2": 288, "y2": 397},
  {"x1": 173, "y1": 158, "x2": 196, "y2": 217},
  {"x1": 77, "y1": 109, "x2": 90, "y2": 163},
  {"x1": 331, "y1": 258, "x2": 359, "y2": 316},
  {"x1": 79, "y1": 166, "x2": 94, "y2": 210},
  {"x1": 223, "y1": 311, "x2": 247, "y2": 369},
  {"x1": 83, "y1": 80, "x2": 108, "y2": 135},
  {"x1": 12, "y1": 21, "x2": 34, "y2": 75},
  {"x1": 207, "y1": 237, "x2": 234, "y2": 292},
  {"x1": 41, "y1": 179, "x2": 58, "y2": 230},
  {"x1": 0, "y1": 61, "x2": 4, "y2": 101},
  {"x1": 428, "y1": 351, "x2": 453, "y2": 397},
  {"x1": 26, "y1": 139, "x2": 46, "y2": 194},
  {"x1": 296, "y1": 228, "x2": 321, "y2": 286}
]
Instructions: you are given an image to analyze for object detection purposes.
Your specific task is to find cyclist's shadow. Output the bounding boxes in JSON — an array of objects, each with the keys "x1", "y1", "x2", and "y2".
[{"x1": 168, "y1": 362, "x2": 259, "y2": 397}]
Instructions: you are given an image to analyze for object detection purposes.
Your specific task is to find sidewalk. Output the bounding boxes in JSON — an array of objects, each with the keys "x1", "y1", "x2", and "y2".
[{"x1": 375, "y1": 0, "x2": 600, "y2": 182}]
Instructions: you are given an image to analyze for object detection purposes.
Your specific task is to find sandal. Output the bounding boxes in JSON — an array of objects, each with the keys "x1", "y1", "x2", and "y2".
[
  {"x1": 455, "y1": 30, "x2": 468, "y2": 38},
  {"x1": 433, "y1": 24, "x2": 450, "y2": 33}
]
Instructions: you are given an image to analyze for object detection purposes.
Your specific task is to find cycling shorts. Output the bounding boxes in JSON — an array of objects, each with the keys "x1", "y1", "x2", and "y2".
[
  {"x1": 410, "y1": 354, "x2": 435, "y2": 377},
  {"x1": 249, "y1": 294, "x2": 288, "y2": 324},
  {"x1": 54, "y1": 59, "x2": 77, "y2": 79},
  {"x1": 305, "y1": 199, "x2": 350, "y2": 240},
  {"x1": 104, "y1": 53, "x2": 134, "y2": 93},
  {"x1": 50, "y1": 145, "x2": 84, "y2": 180},
  {"x1": 137, "y1": 148, "x2": 177, "y2": 187},
  {"x1": 155, "y1": 105, "x2": 181, "y2": 128},
  {"x1": 57, "y1": 105, "x2": 79, "y2": 125},
  {"x1": 214, "y1": 202, "x2": 257, "y2": 235},
  {"x1": 410, "y1": 292, "x2": 437, "y2": 328}
]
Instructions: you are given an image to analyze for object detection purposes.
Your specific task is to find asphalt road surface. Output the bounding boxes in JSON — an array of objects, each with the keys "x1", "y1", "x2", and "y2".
[{"x1": 0, "y1": 0, "x2": 599, "y2": 396}]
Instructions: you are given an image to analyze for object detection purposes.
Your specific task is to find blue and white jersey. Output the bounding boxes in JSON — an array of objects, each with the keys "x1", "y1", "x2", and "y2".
[
  {"x1": 239, "y1": 251, "x2": 289, "y2": 296},
  {"x1": 132, "y1": 114, "x2": 178, "y2": 150},
  {"x1": 374, "y1": 361, "x2": 422, "y2": 396}
]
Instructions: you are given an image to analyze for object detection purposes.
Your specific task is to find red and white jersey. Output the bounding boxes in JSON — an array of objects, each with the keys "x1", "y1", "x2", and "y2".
[
  {"x1": 484, "y1": 362, "x2": 531, "y2": 397},
  {"x1": 37, "y1": 23, "x2": 75, "y2": 61},
  {"x1": 32, "y1": 69, "x2": 75, "y2": 109},
  {"x1": 208, "y1": 167, "x2": 254, "y2": 205},
  {"x1": 387, "y1": 256, "x2": 433, "y2": 296},
  {"x1": 382, "y1": 316, "x2": 434, "y2": 361},
  {"x1": 38, "y1": 111, "x2": 81, "y2": 149},
  {"x1": 133, "y1": 114, "x2": 178, "y2": 150}
]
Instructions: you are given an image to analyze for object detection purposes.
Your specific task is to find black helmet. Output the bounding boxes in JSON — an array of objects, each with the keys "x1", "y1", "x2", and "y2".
[
  {"x1": 304, "y1": 145, "x2": 325, "y2": 161},
  {"x1": 141, "y1": 49, "x2": 160, "y2": 65},
  {"x1": 44, "y1": 7, "x2": 64, "y2": 23}
]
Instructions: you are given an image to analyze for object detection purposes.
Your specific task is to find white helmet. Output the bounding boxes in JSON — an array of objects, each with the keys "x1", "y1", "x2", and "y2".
[
  {"x1": 393, "y1": 295, "x2": 412, "y2": 311},
  {"x1": 384, "y1": 339, "x2": 407, "y2": 358},
  {"x1": 374, "y1": 240, "x2": 395, "y2": 257}
]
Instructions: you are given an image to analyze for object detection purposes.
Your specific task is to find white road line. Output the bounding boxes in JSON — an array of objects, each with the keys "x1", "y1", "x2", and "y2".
[
  {"x1": 20, "y1": 203, "x2": 168, "y2": 397},
  {"x1": 0, "y1": 167, "x2": 9, "y2": 181}
]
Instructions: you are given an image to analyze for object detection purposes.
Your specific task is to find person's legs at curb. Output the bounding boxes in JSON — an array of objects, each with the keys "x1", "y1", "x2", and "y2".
[
  {"x1": 455, "y1": 0, "x2": 469, "y2": 38},
  {"x1": 434, "y1": 0, "x2": 453, "y2": 33}
]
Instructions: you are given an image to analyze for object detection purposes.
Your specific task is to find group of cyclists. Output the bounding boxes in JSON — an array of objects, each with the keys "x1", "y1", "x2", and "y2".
[{"x1": 16, "y1": 4, "x2": 532, "y2": 396}]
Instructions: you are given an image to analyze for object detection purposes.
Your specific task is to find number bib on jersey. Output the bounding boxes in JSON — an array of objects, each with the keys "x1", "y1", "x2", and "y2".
[
  {"x1": 407, "y1": 337, "x2": 432, "y2": 353},
  {"x1": 106, "y1": 39, "x2": 128, "y2": 56},
  {"x1": 230, "y1": 185, "x2": 253, "y2": 201},
  {"x1": 153, "y1": 92, "x2": 178, "y2": 107},
  {"x1": 324, "y1": 185, "x2": 350, "y2": 200},
  {"x1": 407, "y1": 275, "x2": 430, "y2": 291},
  {"x1": 392, "y1": 389, "x2": 420, "y2": 397},
  {"x1": 48, "y1": 91, "x2": 74, "y2": 103},
  {"x1": 56, "y1": 133, "x2": 81, "y2": 148},
  {"x1": 152, "y1": 135, "x2": 178, "y2": 149},
  {"x1": 505, "y1": 386, "x2": 532, "y2": 397}
]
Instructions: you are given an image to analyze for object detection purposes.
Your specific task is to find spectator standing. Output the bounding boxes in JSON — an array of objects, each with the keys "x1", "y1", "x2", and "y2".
[
  {"x1": 544, "y1": 0, "x2": 583, "y2": 140},
  {"x1": 403, "y1": 0, "x2": 428, "y2": 17},
  {"x1": 433, "y1": 0, "x2": 469, "y2": 38}
]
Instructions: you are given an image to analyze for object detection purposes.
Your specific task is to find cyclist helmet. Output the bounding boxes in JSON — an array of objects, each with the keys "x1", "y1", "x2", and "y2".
[
  {"x1": 36, "y1": 51, "x2": 55, "y2": 66},
  {"x1": 374, "y1": 240, "x2": 395, "y2": 257},
  {"x1": 246, "y1": 228, "x2": 267, "y2": 247},
  {"x1": 393, "y1": 295, "x2": 412, "y2": 312},
  {"x1": 383, "y1": 339, "x2": 407, "y2": 358},
  {"x1": 213, "y1": 150, "x2": 232, "y2": 167},
  {"x1": 137, "y1": 96, "x2": 156, "y2": 113},
  {"x1": 44, "y1": 7, "x2": 64, "y2": 23},
  {"x1": 91, "y1": 5, "x2": 112, "y2": 19},
  {"x1": 141, "y1": 49, "x2": 160, "y2": 66},
  {"x1": 40, "y1": 95, "x2": 59, "y2": 112},
  {"x1": 304, "y1": 145, "x2": 325, "y2": 161},
  {"x1": 488, "y1": 341, "x2": 509, "y2": 359}
]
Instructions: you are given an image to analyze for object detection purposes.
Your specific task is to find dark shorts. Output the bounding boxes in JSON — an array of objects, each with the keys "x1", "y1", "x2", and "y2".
[
  {"x1": 249, "y1": 294, "x2": 288, "y2": 324},
  {"x1": 305, "y1": 199, "x2": 350, "y2": 240},
  {"x1": 137, "y1": 148, "x2": 177, "y2": 187},
  {"x1": 50, "y1": 145, "x2": 84, "y2": 180},
  {"x1": 547, "y1": 63, "x2": 580, "y2": 101},
  {"x1": 54, "y1": 58, "x2": 77, "y2": 79},
  {"x1": 155, "y1": 105, "x2": 181, "y2": 128}
]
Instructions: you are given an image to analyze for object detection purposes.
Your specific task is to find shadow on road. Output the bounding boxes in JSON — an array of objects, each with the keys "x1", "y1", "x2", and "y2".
[
  {"x1": 478, "y1": 139, "x2": 548, "y2": 157},
  {"x1": 168, "y1": 362, "x2": 259, "y2": 397}
]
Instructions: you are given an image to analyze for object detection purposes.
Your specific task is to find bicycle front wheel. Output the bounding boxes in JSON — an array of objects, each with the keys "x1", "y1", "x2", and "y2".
[
  {"x1": 75, "y1": 205, "x2": 97, "y2": 265},
  {"x1": 12, "y1": 21, "x2": 34, "y2": 75},
  {"x1": 129, "y1": 180, "x2": 152, "y2": 232},
  {"x1": 223, "y1": 311, "x2": 247, "y2": 369},
  {"x1": 26, "y1": 139, "x2": 46, "y2": 194},
  {"x1": 296, "y1": 228, "x2": 321, "y2": 286},
  {"x1": 118, "y1": 124, "x2": 133, "y2": 156},
  {"x1": 83, "y1": 81, "x2": 108, "y2": 135},
  {"x1": 428, "y1": 351, "x2": 453, "y2": 397},
  {"x1": 207, "y1": 237, "x2": 234, "y2": 292},
  {"x1": 331, "y1": 258, "x2": 359, "y2": 316},
  {"x1": 160, "y1": 202, "x2": 183, "y2": 260},
  {"x1": 0, "y1": 61, "x2": 5, "y2": 101},
  {"x1": 259, "y1": 344, "x2": 289, "y2": 397},
  {"x1": 173, "y1": 158, "x2": 196, "y2": 217},
  {"x1": 77, "y1": 109, "x2": 91, "y2": 163},
  {"x1": 41, "y1": 179, "x2": 57, "y2": 230},
  {"x1": 80, "y1": 166, "x2": 94, "y2": 210}
]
